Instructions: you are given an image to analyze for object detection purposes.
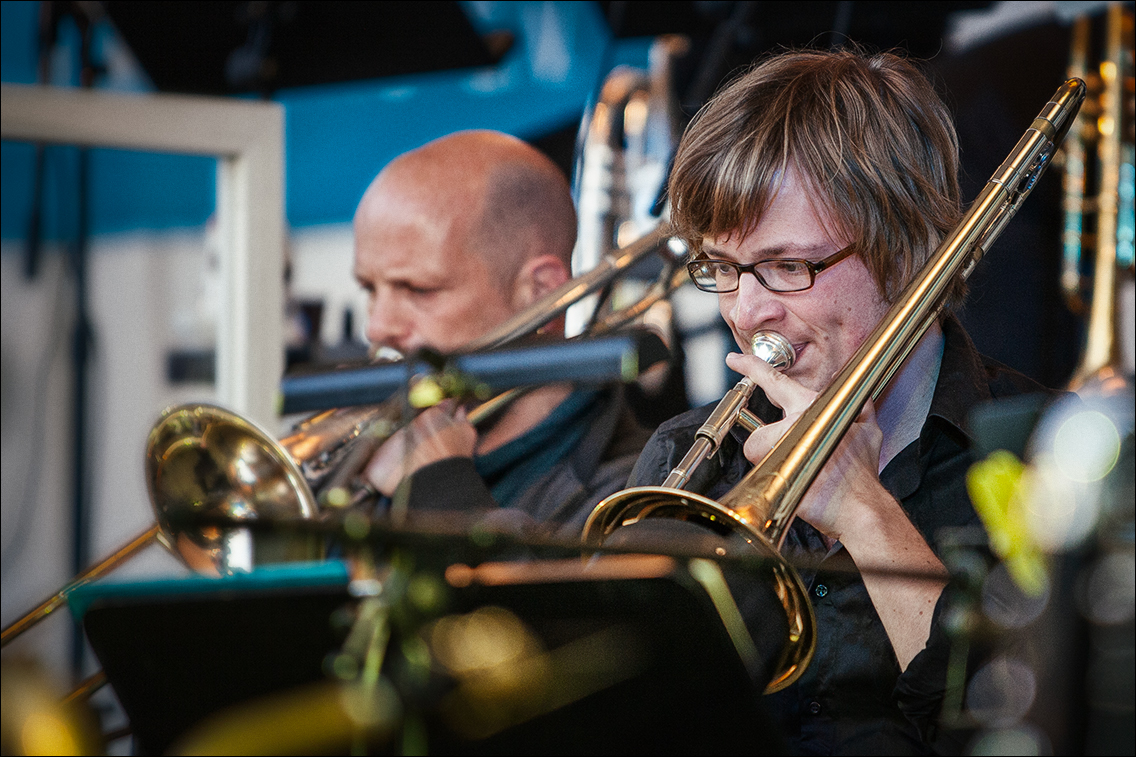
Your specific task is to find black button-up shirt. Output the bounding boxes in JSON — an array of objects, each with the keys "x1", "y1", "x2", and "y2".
[{"x1": 627, "y1": 316, "x2": 1056, "y2": 755}]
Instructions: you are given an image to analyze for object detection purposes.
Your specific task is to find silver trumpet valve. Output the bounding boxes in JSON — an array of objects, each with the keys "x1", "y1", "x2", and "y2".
[{"x1": 661, "y1": 331, "x2": 796, "y2": 489}]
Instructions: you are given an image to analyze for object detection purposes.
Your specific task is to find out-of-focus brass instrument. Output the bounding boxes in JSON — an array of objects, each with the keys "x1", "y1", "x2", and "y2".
[
  {"x1": 0, "y1": 226, "x2": 685, "y2": 652},
  {"x1": 1, "y1": 41, "x2": 697, "y2": 727},
  {"x1": 0, "y1": 406, "x2": 321, "y2": 650},
  {"x1": 1062, "y1": 4, "x2": 1135, "y2": 394},
  {"x1": 567, "y1": 34, "x2": 689, "y2": 337},
  {"x1": 584, "y1": 79, "x2": 1087, "y2": 694}
]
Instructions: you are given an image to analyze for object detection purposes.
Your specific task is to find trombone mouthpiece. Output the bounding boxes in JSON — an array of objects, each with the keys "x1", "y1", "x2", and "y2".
[
  {"x1": 371, "y1": 346, "x2": 405, "y2": 363},
  {"x1": 750, "y1": 331, "x2": 796, "y2": 370}
]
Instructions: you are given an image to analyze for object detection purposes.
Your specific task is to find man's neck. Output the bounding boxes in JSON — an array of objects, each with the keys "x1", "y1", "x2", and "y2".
[
  {"x1": 473, "y1": 382, "x2": 575, "y2": 456},
  {"x1": 874, "y1": 321, "x2": 945, "y2": 473}
]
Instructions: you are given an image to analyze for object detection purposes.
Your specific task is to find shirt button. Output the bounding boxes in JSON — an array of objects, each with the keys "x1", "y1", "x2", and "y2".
[
  {"x1": 814, "y1": 584, "x2": 828, "y2": 598},
  {"x1": 808, "y1": 700, "x2": 822, "y2": 715}
]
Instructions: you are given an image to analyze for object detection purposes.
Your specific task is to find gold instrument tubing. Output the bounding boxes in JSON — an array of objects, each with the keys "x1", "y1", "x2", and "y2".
[
  {"x1": 583, "y1": 78, "x2": 1086, "y2": 694},
  {"x1": 1068, "y1": 4, "x2": 1132, "y2": 390},
  {"x1": 463, "y1": 225, "x2": 676, "y2": 352},
  {"x1": 1, "y1": 524, "x2": 162, "y2": 648}
]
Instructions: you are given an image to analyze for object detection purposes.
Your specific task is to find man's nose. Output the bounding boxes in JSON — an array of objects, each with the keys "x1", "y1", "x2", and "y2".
[
  {"x1": 727, "y1": 270, "x2": 785, "y2": 331},
  {"x1": 365, "y1": 292, "x2": 410, "y2": 352}
]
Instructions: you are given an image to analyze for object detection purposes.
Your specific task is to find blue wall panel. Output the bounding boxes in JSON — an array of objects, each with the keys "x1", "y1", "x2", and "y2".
[{"x1": 1, "y1": 2, "x2": 651, "y2": 240}]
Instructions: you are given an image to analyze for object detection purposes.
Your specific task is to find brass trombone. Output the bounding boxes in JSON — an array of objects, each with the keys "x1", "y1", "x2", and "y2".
[
  {"x1": 583, "y1": 79, "x2": 1087, "y2": 694},
  {"x1": 0, "y1": 406, "x2": 320, "y2": 649},
  {"x1": 0, "y1": 225, "x2": 686, "y2": 650}
]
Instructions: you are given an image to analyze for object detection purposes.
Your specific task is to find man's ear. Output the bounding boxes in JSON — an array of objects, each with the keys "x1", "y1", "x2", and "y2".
[{"x1": 512, "y1": 254, "x2": 570, "y2": 309}]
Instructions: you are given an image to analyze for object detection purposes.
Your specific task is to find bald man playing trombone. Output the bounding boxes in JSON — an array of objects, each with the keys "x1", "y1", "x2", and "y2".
[{"x1": 352, "y1": 130, "x2": 651, "y2": 535}]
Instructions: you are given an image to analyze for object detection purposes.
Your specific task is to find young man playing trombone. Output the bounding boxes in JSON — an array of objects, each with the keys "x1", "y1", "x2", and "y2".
[
  {"x1": 623, "y1": 49, "x2": 1059, "y2": 753},
  {"x1": 352, "y1": 130, "x2": 651, "y2": 534}
]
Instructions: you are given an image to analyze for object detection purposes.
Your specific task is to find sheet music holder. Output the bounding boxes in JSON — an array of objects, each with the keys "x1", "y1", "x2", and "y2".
[{"x1": 76, "y1": 555, "x2": 787, "y2": 755}]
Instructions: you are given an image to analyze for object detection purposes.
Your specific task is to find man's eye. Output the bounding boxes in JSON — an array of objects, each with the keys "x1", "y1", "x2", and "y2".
[{"x1": 769, "y1": 260, "x2": 806, "y2": 273}]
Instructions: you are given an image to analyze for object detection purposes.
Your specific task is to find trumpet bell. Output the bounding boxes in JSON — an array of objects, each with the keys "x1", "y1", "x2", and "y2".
[
  {"x1": 145, "y1": 404, "x2": 322, "y2": 575},
  {"x1": 583, "y1": 485, "x2": 816, "y2": 693}
]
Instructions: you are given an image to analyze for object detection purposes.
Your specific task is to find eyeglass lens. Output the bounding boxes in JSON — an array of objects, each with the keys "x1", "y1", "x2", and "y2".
[{"x1": 689, "y1": 259, "x2": 814, "y2": 293}]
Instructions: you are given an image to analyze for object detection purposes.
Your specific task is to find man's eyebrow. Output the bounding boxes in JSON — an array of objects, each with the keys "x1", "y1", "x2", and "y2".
[
  {"x1": 698, "y1": 243, "x2": 733, "y2": 260},
  {"x1": 700, "y1": 242, "x2": 834, "y2": 260},
  {"x1": 355, "y1": 265, "x2": 432, "y2": 284}
]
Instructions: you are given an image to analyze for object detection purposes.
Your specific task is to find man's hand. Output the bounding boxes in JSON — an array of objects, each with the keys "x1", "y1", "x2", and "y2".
[
  {"x1": 725, "y1": 351, "x2": 887, "y2": 543},
  {"x1": 362, "y1": 400, "x2": 477, "y2": 497},
  {"x1": 724, "y1": 351, "x2": 948, "y2": 671}
]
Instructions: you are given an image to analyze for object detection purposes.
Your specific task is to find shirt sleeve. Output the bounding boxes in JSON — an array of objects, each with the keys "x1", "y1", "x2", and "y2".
[
  {"x1": 893, "y1": 581, "x2": 979, "y2": 754},
  {"x1": 400, "y1": 457, "x2": 498, "y2": 514}
]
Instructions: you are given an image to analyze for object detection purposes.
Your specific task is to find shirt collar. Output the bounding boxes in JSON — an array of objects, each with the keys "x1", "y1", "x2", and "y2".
[
  {"x1": 924, "y1": 314, "x2": 992, "y2": 442},
  {"x1": 881, "y1": 314, "x2": 987, "y2": 500}
]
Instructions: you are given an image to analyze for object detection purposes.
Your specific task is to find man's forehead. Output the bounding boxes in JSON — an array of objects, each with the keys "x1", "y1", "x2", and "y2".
[
  {"x1": 353, "y1": 164, "x2": 502, "y2": 283},
  {"x1": 355, "y1": 226, "x2": 489, "y2": 282},
  {"x1": 358, "y1": 169, "x2": 489, "y2": 239},
  {"x1": 356, "y1": 187, "x2": 468, "y2": 251}
]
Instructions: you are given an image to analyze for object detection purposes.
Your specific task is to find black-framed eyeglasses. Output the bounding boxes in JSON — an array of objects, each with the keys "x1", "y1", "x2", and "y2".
[{"x1": 686, "y1": 244, "x2": 856, "y2": 293}]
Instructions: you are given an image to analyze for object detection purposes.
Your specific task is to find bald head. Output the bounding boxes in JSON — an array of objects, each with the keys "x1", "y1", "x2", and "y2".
[
  {"x1": 357, "y1": 130, "x2": 576, "y2": 276},
  {"x1": 354, "y1": 130, "x2": 577, "y2": 354}
]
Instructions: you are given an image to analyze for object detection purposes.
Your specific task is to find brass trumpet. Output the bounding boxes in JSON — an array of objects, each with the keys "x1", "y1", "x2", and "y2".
[{"x1": 584, "y1": 79, "x2": 1087, "y2": 694}]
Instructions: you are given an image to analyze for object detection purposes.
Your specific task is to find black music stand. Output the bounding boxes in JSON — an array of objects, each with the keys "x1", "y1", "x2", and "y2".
[
  {"x1": 75, "y1": 563, "x2": 353, "y2": 755},
  {"x1": 77, "y1": 557, "x2": 785, "y2": 755}
]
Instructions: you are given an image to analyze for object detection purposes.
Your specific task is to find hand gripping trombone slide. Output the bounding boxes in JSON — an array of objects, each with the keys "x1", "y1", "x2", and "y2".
[
  {"x1": 583, "y1": 79, "x2": 1087, "y2": 694},
  {"x1": 661, "y1": 331, "x2": 795, "y2": 490}
]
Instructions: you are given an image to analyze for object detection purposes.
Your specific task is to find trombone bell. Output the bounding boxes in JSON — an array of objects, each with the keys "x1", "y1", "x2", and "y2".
[
  {"x1": 145, "y1": 404, "x2": 322, "y2": 575},
  {"x1": 582, "y1": 485, "x2": 815, "y2": 694}
]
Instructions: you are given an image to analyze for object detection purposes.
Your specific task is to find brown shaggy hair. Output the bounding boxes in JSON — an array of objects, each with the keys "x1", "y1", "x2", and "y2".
[{"x1": 668, "y1": 48, "x2": 965, "y2": 308}]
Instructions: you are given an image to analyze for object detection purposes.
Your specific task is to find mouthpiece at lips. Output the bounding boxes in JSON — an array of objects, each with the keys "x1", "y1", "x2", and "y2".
[{"x1": 750, "y1": 331, "x2": 796, "y2": 370}]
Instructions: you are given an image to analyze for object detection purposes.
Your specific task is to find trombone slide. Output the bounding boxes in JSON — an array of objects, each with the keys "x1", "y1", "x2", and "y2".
[
  {"x1": 662, "y1": 331, "x2": 796, "y2": 489},
  {"x1": 1, "y1": 524, "x2": 162, "y2": 648}
]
